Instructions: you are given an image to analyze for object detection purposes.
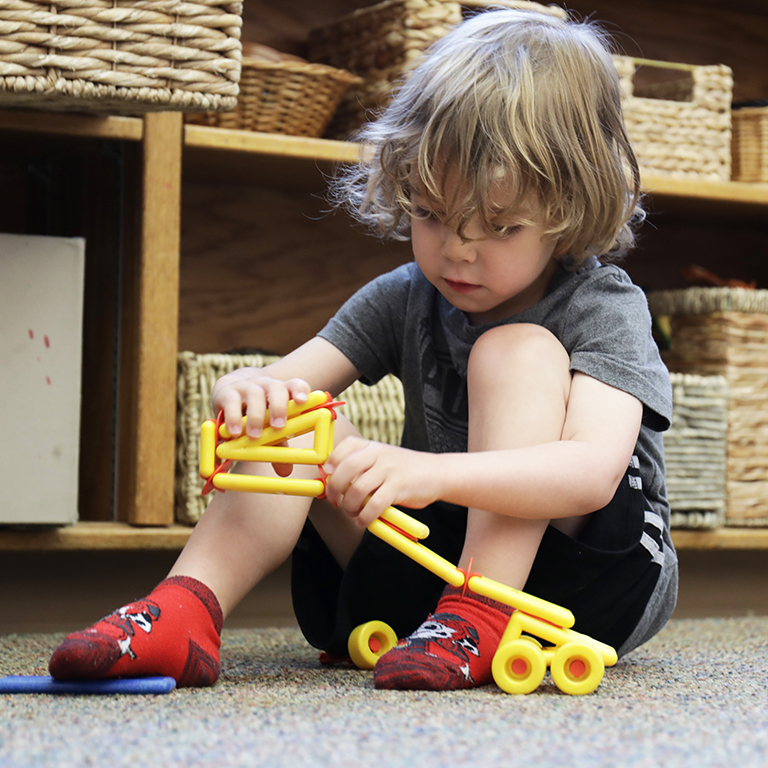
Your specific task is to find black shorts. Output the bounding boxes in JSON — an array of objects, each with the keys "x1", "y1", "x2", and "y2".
[{"x1": 291, "y1": 459, "x2": 663, "y2": 657}]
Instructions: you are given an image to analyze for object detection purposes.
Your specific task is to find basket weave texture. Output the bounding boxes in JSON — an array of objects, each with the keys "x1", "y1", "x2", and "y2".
[
  {"x1": 648, "y1": 288, "x2": 768, "y2": 525},
  {"x1": 613, "y1": 56, "x2": 733, "y2": 181},
  {"x1": 732, "y1": 105, "x2": 768, "y2": 183},
  {"x1": 176, "y1": 351, "x2": 405, "y2": 525},
  {"x1": 185, "y1": 58, "x2": 361, "y2": 136},
  {"x1": 0, "y1": 0, "x2": 242, "y2": 113},
  {"x1": 665, "y1": 373, "x2": 728, "y2": 529},
  {"x1": 307, "y1": 0, "x2": 568, "y2": 139}
]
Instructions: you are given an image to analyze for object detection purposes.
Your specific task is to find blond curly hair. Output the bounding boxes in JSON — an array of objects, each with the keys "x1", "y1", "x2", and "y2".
[{"x1": 330, "y1": 8, "x2": 644, "y2": 265}]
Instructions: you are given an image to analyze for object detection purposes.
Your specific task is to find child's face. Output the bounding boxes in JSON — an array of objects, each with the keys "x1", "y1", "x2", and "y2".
[{"x1": 410, "y1": 186, "x2": 561, "y2": 326}]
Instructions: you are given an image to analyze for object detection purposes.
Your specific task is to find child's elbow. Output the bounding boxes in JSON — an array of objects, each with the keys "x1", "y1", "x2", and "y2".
[{"x1": 590, "y1": 464, "x2": 631, "y2": 513}]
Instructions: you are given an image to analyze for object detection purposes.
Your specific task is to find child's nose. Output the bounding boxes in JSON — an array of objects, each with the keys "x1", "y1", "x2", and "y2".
[{"x1": 441, "y1": 229, "x2": 476, "y2": 262}]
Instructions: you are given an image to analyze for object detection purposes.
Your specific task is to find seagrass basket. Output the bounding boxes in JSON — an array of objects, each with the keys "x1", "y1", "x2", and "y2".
[
  {"x1": 307, "y1": 0, "x2": 568, "y2": 139},
  {"x1": 613, "y1": 57, "x2": 733, "y2": 181},
  {"x1": 176, "y1": 351, "x2": 405, "y2": 524},
  {"x1": 185, "y1": 58, "x2": 361, "y2": 136},
  {"x1": 664, "y1": 373, "x2": 728, "y2": 529},
  {"x1": 648, "y1": 288, "x2": 768, "y2": 525},
  {"x1": 732, "y1": 102, "x2": 768, "y2": 183},
  {"x1": 0, "y1": 1, "x2": 242, "y2": 113}
]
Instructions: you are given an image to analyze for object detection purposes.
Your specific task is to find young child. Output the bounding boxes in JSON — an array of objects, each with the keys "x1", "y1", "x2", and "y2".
[{"x1": 50, "y1": 8, "x2": 677, "y2": 691}]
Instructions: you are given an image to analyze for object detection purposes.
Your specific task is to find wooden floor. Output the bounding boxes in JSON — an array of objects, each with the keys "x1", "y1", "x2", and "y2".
[{"x1": 1, "y1": 548, "x2": 767, "y2": 636}]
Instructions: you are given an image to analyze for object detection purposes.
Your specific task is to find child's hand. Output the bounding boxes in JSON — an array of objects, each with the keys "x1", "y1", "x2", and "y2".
[
  {"x1": 211, "y1": 368, "x2": 311, "y2": 440},
  {"x1": 324, "y1": 437, "x2": 442, "y2": 528}
]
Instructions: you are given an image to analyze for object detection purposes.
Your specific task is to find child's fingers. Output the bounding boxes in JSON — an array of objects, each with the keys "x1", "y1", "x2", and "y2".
[
  {"x1": 354, "y1": 488, "x2": 392, "y2": 529},
  {"x1": 212, "y1": 372, "x2": 311, "y2": 439},
  {"x1": 325, "y1": 438, "x2": 368, "y2": 505},
  {"x1": 216, "y1": 387, "x2": 250, "y2": 437},
  {"x1": 259, "y1": 378, "x2": 302, "y2": 430},
  {"x1": 284, "y1": 378, "x2": 311, "y2": 405},
  {"x1": 243, "y1": 386, "x2": 267, "y2": 437}
]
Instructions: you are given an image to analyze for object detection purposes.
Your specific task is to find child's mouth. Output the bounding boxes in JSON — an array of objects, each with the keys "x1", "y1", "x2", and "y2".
[{"x1": 444, "y1": 278, "x2": 480, "y2": 294}]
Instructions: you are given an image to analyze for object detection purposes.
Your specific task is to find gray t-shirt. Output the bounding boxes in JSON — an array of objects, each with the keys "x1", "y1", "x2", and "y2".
[{"x1": 319, "y1": 260, "x2": 677, "y2": 653}]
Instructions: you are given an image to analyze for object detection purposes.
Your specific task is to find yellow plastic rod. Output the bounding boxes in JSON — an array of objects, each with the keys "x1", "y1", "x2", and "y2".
[
  {"x1": 563, "y1": 628, "x2": 618, "y2": 666},
  {"x1": 368, "y1": 518, "x2": 465, "y2": 588},
  {"x1": 379, "y1": 507, "x2": 431, "y2": 541},
  {"x1": 468, "y1": 575, "x2": 575, "y2": 628},
  {"x1": 212, "y1": 472, "x2": 326, "y2": 498},
  {"x1": 217, "y1": 409, "x2": 334, "y2": 466},
  {"x1": 200, "y1": 419, "x2": 218, "y2": 478}
]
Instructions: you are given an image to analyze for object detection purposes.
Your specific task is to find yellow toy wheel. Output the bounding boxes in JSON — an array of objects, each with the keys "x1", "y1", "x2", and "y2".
[
  {"x1": 492, "y1": 637, "x2": 547, "y2": 694},
  {"x1": 348, "y1": 621, "x2": 398, "y2": 670},
  {"x1": 550, "y1": 642, "x2": 604, "y2": 695}
]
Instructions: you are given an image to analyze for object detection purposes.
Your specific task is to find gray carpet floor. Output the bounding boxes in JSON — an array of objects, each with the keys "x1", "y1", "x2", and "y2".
[{"x1": 1, "y1": 617, "x2": 767, "y2": 767}]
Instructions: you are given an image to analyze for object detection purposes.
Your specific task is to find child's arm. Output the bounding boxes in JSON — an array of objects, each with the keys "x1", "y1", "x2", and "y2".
[
  {"x1": 325, "y1": 372, "x2": 643, "y2": 527},
  {"x1": 212, "y1": 337, "x2": 360, "y2": 439}
]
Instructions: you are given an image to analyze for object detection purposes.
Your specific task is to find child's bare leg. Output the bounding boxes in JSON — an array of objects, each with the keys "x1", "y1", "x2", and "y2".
[
  {"x1": 50, "y1": 417, "x2": 365, "y2": 686},
  {"x1": 376, "y1": 324, "x2": 573, "y2": 690},
  {"x1": 170, "y1": 445, "x2": 365, "y2": 616},
  {"x1": 169, "y1": 463, "x2": 317, "y2": 618},
  {"x1": 460, "y1": 323, "x2": 574, "y2": 587}
]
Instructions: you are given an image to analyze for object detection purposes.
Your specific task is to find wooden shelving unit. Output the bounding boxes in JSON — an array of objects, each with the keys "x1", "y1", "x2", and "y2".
[
  {"x1": 2, "y1": 521, "x2": 768, "y2": 551},
  {"x1": 0, "y1": 107, "x2": 143, "y2": 142},
  {"x1": 1, "y1": 85, "x2": 767, "y2": 552}
]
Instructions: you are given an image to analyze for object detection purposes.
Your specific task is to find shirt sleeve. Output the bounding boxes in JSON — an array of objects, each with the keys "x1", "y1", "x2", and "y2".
[
  {"x1": 562, "y1": 269, "x2": 672, "y2": 431},
  {"x1": 317, "y1": 263, "x2": 413, "y2": 384}
]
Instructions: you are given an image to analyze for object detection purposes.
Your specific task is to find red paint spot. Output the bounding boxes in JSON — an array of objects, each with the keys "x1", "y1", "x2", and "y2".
[
  {"x1": 29, "y1": 329, "x2": 34, "y2": 339},
  {"x1": 44, "y1": 335, "x2": 50, "y2": 348},
  {"x1": 46, "y1": 376, "x2": 51, "y2": 385}
]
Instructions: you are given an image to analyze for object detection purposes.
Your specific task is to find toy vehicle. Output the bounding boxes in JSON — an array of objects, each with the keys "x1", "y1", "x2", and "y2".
[{"x1": 200, "y1": 391, "x2": 618, "y2": 695}]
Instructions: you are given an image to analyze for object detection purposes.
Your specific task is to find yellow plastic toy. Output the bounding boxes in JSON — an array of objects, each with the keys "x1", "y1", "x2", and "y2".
[{"x1": 200, "y1": 391, "x2": 618, "y2": 695}]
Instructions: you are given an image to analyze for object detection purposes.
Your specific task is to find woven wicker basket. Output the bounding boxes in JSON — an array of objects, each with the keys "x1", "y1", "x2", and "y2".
[
  {"x1": 307, "y1": 0, "x2": 568, "y2": 139},
  {"x1": 665, "y1": 373, "x2": 728, "y2": 529},
  {"x1": 185, "y1": 57, "x2": 361, "y2": 136},
  {"x1": 176, "y1": 351, "x2": 405, "y2": 524},
  {"x1": 613, "y1": 57, "x2": 733, "y2": 181},
  {"x1": 0, "y1": 1, "x2": 242, "y2": 113},
  {"x1": 732, "y1": 103, "x2": 768, "y2": 183},
  {"x1": 648, "y1": 288, "x2": 768, "y2": 526}
]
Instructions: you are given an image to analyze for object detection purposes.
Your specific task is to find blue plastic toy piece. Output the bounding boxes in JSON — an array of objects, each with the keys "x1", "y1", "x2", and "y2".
[{"x1": 0, "y1": 675, "x2": 176, "y2": 695}]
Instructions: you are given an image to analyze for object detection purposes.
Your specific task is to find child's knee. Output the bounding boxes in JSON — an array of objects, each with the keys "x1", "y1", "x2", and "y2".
[{"x1": 468, "y1": 324, "x2": 569, "y2": 384}]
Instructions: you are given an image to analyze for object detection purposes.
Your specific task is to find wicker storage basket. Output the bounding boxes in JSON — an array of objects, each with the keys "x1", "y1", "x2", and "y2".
[
  {"x1": 665, "y1": 373, "x2": 728, "y2": 529},
  {"x1": 307, "y1": 0, "x2": 568, "y2": 139},
  {"x1": 648, "y1": 288, "x2": 768, "y2": 525},
  {"x1": 176, "y1": 351, "x2": 405, "y2": 524},
  {"x1": 0, "y1": 1, "x2": 242, "y2": 113},
  {"x1": 185, "y1": 58, "x2": 361, "y2": 136},
  {"x1": 732, "y1": 102, "x2": 768, "y2": 183},
  {"x1": 613, "y1": 57, "x2": 733, "y2": 181}
]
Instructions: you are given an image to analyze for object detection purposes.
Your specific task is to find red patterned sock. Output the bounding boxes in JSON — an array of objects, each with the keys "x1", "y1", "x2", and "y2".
[
  {"x1": 374, "y1": 586, "x2": 513, "y2": 690},
  {"x1": 49, "y1": 576, "x2": 223, "y2": 688}
]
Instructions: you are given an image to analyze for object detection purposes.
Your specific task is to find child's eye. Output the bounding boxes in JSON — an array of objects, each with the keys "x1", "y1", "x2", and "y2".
[{"x1": 491, "y1": 223, "x2": 523, "y2": 238}]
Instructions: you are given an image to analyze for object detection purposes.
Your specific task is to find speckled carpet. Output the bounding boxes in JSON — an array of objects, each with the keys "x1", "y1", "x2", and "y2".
[{"x1": 1, "y1": 618, "x2": 767, "y2": 767}]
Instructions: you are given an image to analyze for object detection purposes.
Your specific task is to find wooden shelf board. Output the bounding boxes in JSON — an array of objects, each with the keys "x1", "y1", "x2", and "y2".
[
  {"x1": 642, "y1": 172, "x2": 768, "y2": 217},
  {"x1": 1, "y1": 521, "x2": 768, "y2": 551},
  {"x1": 182, "y1": 128, "x2": 768, "y2": 209},
  {"x1": 0, "y1": 115, "x2": 765, "y2": 209},
  {"x1": 0, "y1": 522, "x2": 192, "y2": 551},
  {"x1": 0, "y1": 108, "x2": 143, "y2": 141},
  {"x1": 182, "y1": 127, "x2": 364, "y2": 189},
  {"x1": 671, "y1": 527, "x2": 768, "y2": 550},
  {"x1": 184, "y1": 125, "x2": 362, "y2": 164}
]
